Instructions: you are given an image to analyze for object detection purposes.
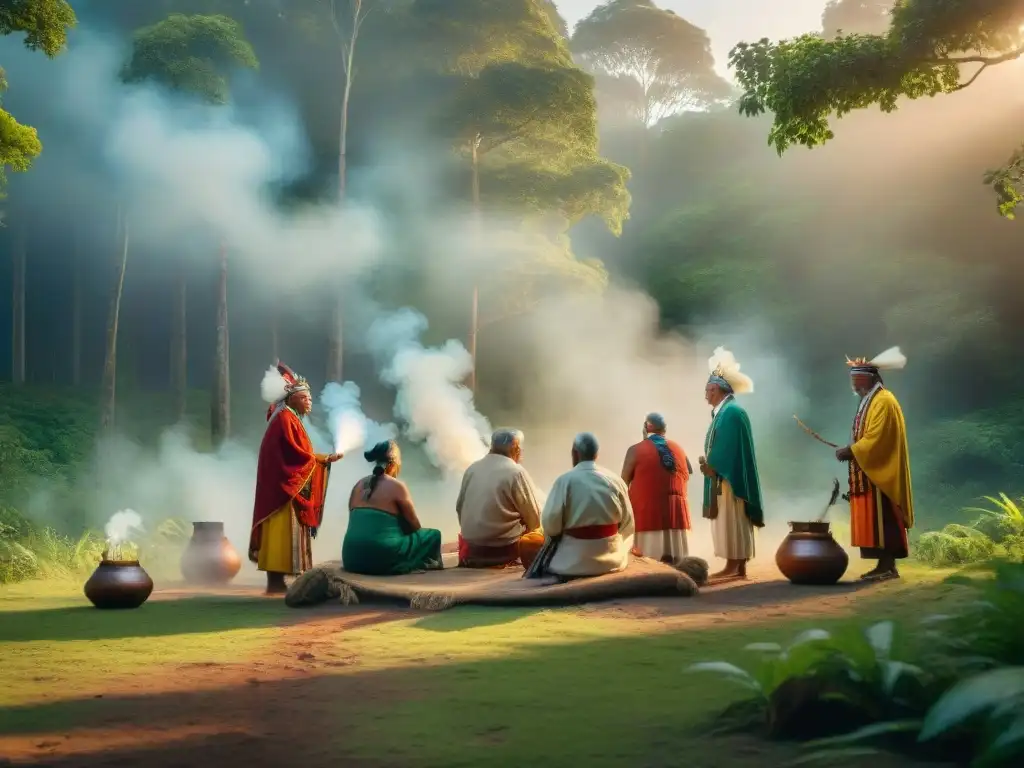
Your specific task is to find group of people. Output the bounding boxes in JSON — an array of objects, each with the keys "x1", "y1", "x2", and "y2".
[{"x1": 248, "y1": 346, "x2": 915, "y2": 594}]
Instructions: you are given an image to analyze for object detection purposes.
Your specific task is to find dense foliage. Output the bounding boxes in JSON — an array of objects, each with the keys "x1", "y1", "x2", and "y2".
[
  {"x1": 690, "y1": 559, "x2": 1024, "y2": 763},
  {"x1": 0, "y1": 0, "x2": 76, "y2": 191}
]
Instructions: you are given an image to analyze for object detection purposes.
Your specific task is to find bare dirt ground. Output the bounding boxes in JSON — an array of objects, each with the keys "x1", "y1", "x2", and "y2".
[{"x1": 0, "y1": 566, "x2": 938, "y2": 768}]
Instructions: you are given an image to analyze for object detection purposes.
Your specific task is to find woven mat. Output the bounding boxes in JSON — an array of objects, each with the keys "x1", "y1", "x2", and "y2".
[{"x1": 286, "y1": 556, "x2": 699, "y2": 610}]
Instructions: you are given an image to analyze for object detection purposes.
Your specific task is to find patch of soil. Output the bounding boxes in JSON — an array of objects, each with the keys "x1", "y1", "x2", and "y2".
[
  {"x1": 0, "y1": 570, "x2": 917, "y2": 767},
  {"x1": 1, "y1": 603, "x2": 411, "y2": 767}
]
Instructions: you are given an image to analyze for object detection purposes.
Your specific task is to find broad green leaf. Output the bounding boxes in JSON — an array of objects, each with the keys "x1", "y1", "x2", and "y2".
[
  {"x1": 786, "y1": 628, "x2": 831, "y2": 651},
  {"x1": 864, "y1": 621, "x2": 893, "y2": 659},
  {"x1": 919, "y1": 668, "x2": 1024, "y2": 742},
  {"x1": 685, "y1": 661, "x2": 761, "y2": 692},
  {"x1": 744, "y1": 642, "x2": 783, "y2": 653},
  {"x1": 881, "y1": 660, "x2": 923, "y2": 695},
  {"x1": 805, "y1": 719, "x2": 923, "y2": 749}
]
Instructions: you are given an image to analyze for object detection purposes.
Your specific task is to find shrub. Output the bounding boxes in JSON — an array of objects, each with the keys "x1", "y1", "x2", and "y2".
[
  {"x1": 800, "y1": 560, "x2": 1024, "y2": 765},
  {"x1": 915, "y1": 493, "x2": 1024, "y2": 568},
  {"x1": 916, "y1": 524, "x2": 997, "y2": 567},
  {"x1": 687, "y1": 622, "x2": 932, "y2": 740}
]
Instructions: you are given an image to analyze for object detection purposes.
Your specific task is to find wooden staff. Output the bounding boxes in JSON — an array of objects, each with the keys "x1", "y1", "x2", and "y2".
[{"x1": 793, "y1": 415, "x2": 840, "y2": 449}]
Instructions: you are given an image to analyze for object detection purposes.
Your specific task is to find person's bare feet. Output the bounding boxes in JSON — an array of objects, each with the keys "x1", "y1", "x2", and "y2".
[
  {"x1": 709, "y1": 559, "x2": 747, "y2": 581},
  {"x1": 265, "y1": 573, "x2": 288, "y2": 595},
  {"x1": 709, "y1": 567, "x2": 740, "y2": 581}
]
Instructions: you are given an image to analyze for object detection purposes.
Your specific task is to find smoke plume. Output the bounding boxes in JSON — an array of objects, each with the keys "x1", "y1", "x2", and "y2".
[
  {"x1": 368, "y1": 309, "x2": 491, "y2": 477},
  {"x1": 319, "y1": 381, "x2": 396, "y2": 455}
]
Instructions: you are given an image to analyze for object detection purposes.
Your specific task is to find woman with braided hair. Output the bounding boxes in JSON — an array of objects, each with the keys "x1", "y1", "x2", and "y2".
[{"x1": 341, "y1": 440, "x2": 443, "y2": 575}]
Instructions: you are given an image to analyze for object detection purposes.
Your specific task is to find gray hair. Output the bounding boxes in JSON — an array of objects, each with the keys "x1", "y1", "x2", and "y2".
[
  {"x1": 490, "y1": 428, "x2": 524, "y2": 455},
  {"x1": 645, "y1": 412, "x2": 667, "y2": 432},
  {"x1": 572, "y1": 432, "x2": 599, "y2": 461}
]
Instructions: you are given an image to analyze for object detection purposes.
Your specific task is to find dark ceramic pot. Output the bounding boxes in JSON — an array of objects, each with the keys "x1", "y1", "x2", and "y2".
[
  {"x1": 776, "y1": 521, "x2": 849, "y2": 586},
  {"x1": 84, "y1": 560, "x2": 154, "y2": 609},
  {"x1": 180, "y1": 521, "x2": 242, "y2": 585}
]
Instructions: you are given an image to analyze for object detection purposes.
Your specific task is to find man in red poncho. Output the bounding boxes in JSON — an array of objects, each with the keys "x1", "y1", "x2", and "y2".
[
  {"x1": 620, "y1": 412, "x2": 692, "y2": 567},
  {"x1": 249, "y1": 362, "x2": 342, "y2": 594}
]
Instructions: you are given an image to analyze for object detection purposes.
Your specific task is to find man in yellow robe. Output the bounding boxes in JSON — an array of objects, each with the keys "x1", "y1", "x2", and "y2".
[{"x1": 835, "y1": 347, "x2": 914, "y2": 582}]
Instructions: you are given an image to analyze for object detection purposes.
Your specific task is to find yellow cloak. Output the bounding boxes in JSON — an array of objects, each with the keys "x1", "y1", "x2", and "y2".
[{"x1": 850, "y1": 388, "x2": 915, "y2": 529}]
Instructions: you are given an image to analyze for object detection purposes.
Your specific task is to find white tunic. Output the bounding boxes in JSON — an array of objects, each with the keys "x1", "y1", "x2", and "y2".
[
  {"x1": 711, "y1": 478, "x2": 755, "y2": 560},
  {"x1": 541, "y1": 461, "x2": 635, "y2": 577}
]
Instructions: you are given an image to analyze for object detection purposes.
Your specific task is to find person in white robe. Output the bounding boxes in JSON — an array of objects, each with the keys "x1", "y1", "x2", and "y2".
[{"x1": 538, "y1": 432, "x2": 635, "y2": 578}]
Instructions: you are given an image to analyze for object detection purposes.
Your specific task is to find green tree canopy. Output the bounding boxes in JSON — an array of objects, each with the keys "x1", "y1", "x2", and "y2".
[
  {"x1": 419, "y1": 0, "x2": 630, "y2": 234},
  {"x1": 120, "y1": 13, "x2": 259, "y2": 104},
  {"x1": 571, "y1": 0, "x2": 730, "y2": 126},
  {"x1": 0, "y1": 0, "x2": 76, "y2": 193},
  {"x1": 729, "y1": 0, "x2": 1024, "y2": 216}
]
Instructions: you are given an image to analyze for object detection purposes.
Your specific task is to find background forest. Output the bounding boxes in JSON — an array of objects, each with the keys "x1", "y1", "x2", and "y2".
[{"x1": 2, "y1": 0, "x2": 1023, "y2": 578}]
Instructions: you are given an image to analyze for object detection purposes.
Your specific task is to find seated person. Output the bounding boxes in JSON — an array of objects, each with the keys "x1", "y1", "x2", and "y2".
[
  {"x1": 536, "y1": 432, "x2": 635, "y2": 578},
  {"x1": 456, "y1": 428, "x2": 544, "y2": 569},
  {"x1": 342, "y1": 440, "x2": 443, "y2": 576}
]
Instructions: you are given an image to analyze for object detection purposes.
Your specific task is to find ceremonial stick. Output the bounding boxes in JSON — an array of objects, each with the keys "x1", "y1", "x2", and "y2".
[
  {"x1": 792, "y1": 415, "x2": 840, "y2": 449},
  {"x1": 816, "y1": 478, "x2": 842, "y2": 522}
]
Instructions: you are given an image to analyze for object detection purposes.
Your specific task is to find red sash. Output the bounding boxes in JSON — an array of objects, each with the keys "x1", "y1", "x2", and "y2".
[{"x1": 565, "y1": 524, "x2": 618, "y2": 540}]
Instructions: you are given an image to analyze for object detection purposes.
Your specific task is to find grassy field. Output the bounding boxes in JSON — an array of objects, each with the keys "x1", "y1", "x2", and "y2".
[{"x1": 0, "y1": 566, "x2": 964, "y2": 767}]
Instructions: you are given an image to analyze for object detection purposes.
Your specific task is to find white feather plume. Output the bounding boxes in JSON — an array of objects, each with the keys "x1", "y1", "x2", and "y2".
[
  {"x1": 708, "y1": 346, "x2": 754, "y2": 394},
  {"x1": 261, "y1": 366, "x2": 288, "y2": 404},
  {"x1": 869, "y1": 346, "x2": 907, "y2": 371}
]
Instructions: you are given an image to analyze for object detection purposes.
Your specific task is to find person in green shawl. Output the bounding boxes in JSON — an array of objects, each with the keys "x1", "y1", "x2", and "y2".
[
  {"x1": 342, "y1": 440, "x2": 443, "y2": 575},
  {"x1": 698, "y1": 347, "x2": 765, "y2": 581}
]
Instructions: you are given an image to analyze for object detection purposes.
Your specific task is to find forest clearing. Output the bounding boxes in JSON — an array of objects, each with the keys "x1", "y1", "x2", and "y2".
[{"x1": 3, "y1": 1, "x2": 1024, "y2": 766}]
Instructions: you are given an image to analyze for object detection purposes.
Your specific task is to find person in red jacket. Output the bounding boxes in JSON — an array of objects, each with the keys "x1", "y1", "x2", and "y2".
[
  {"x1": 620, "y1": 412, "x2": 692, "y2": 567},
  {"x1": 249, "y1": 362, "x2": 342, "y2": 594}
]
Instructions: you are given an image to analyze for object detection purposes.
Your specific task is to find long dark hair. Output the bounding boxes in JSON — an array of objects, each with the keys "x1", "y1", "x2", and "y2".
[{"x1": 363, "y1": 440, "x2": 399, "y2": 499}]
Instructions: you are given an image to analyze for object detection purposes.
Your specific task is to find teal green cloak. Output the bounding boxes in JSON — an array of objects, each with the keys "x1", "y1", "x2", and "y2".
[{"x1": 703, "y1": 398, "x2": 765, "y2": 527}]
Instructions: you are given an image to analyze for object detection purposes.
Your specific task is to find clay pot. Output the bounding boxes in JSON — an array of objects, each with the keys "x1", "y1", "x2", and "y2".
[
  {"x1": 84, "y1": 560, "x2": 154, "y2": 609},
  {"x1": 180, "y1": 521, "x2": 242, "y2": 585},
  {"x1": 775, "y1": 521, "x2": 849, "y2": 585}
]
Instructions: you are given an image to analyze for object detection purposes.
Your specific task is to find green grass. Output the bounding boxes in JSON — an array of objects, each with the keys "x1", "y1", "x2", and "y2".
[
  {"x1": 0, "y1": 568, "x2": 964, "y2": 767},
  {"x1": 326, "y1": 574, "x2": 961, "y2": 767},
  {"x1": 0, "y1": 583, "x2": 284, "y2": 709}
]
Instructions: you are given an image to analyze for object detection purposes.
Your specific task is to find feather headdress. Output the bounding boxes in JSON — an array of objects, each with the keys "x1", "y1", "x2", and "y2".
[
  {"x1": 846, "y1": 346, "x2": 907, "y2": 375},
  {"x1": 707, "y1": 346, "x2": 754, "y2": 395},
  {"x1": 260, "y1": 361, "x2": 310, "y2": 420}
]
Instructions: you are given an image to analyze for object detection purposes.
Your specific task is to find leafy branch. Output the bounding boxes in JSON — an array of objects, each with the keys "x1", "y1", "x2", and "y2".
[{"x1": 728, "y1": 0, "x2": 1024, "y2": 216}]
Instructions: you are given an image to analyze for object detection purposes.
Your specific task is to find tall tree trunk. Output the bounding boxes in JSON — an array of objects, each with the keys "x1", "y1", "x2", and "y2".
[
  {"x1": 100, "y1": 206, "x2": 129, "y2": 433},
  {"x1": 171, "y1": 263, "x2": 187, "y2": 422},
  {"x1": 325, "y1": 51, "x2": 356, "y2": 384},
  {"x1": 211, "y1": 243, "x2": 230, "y2": 448},
  {"x1": 467, "y1": 138, "x2": 482, "y2": 394},
  {"x1": 71, "y1": 223, "x2": 82, "y2": 387},
  {"x1": 11, "y1": 225, "x2": 26, "y2": 385},
  {"x1": 325, "y1": 0, "x2": 363, "y2": 384}
]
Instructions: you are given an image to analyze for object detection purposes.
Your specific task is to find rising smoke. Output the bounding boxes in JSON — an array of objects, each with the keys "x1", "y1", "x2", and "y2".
[
  {"x1": 9, "y1": 15, "x2": 836, "y2": 583},
  {"x1": 368, "y1": 308, "x2": 490, "y2": 477}
]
